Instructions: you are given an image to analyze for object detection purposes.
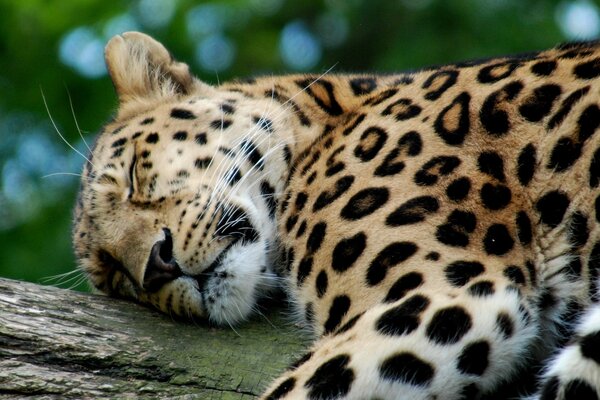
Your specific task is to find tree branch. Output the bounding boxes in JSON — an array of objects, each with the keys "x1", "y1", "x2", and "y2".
[{"x1": 0, "y1": 278, "x2": 308, "y2": 399}]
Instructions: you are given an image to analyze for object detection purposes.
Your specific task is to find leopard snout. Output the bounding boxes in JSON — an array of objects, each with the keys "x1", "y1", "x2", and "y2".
[{"x1": 143, "y1": 228, "x2": 182, "y2": 292}]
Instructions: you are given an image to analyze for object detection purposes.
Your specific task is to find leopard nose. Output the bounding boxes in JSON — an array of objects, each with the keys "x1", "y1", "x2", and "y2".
[{"x1": 143, "y1": 228, "x2": 182, "y2": 291}]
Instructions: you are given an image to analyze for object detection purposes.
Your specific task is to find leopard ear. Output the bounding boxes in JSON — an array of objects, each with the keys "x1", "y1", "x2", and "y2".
[{"x1": 105, "y1": 32, "x2": 209, "y2": 109}]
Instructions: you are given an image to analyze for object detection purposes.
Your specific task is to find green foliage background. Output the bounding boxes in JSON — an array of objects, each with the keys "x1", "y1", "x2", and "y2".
[{"x1": 0, "y1": 0, "x2": 596, "y2": 291}]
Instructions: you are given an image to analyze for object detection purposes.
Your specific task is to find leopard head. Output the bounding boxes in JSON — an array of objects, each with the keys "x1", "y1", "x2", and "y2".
[{"x1": 73, "y1": 32, "x2": 293, "y2": 325}]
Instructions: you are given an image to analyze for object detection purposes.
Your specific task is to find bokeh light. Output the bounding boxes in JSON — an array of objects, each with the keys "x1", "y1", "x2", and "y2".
[
  {"x1": 556, "y1": 0, "x2": 600, "y2": 39},
  {"x1": 279, "y1": 21, "x2": 322, "y2": 71},
  {"x1": 195, "y1": 34, "x2": 237, "y2": 72},
  {"x1": 316, "y1": 12, "x2": 349, "y2": 48},
  {"x1": 103, "y1": 13, "x2": 141, "y2": 38},
  {"x1": 59, "y1": 27, "x2": 106, "y2": 78},
  {"x1": 136, "y1": 0, "x2": 177, "y2": 29}
]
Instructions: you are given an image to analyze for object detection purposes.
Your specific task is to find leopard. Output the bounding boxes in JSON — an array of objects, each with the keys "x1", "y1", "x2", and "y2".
[{"x1": 73, "y1": 31, "x2": 600, "y2": 399}]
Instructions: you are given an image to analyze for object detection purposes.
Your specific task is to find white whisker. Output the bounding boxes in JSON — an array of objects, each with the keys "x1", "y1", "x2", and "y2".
[{"x1": 41, "y1": 87, "x2": 97, "y2": 169}]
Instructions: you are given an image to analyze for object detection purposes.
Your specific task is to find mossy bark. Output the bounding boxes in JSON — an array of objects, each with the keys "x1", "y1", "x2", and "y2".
[{"x1": 0, "y1": 278, "x2": 309, "y2": 399}]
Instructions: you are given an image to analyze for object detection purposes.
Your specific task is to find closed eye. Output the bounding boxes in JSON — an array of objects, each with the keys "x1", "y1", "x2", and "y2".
[{"x1": 128, "y1": 154, "x2": 137, "y2": 198}]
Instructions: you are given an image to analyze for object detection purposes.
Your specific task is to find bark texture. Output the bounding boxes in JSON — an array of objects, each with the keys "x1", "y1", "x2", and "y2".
[{"x1": 0, "y1": 278, "x2": 309, "y2": 399}]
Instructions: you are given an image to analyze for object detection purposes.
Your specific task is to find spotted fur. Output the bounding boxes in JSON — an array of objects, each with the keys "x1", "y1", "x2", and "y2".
[{"x1": 73, "y1": 33, "x2": 600, "y2": 399}]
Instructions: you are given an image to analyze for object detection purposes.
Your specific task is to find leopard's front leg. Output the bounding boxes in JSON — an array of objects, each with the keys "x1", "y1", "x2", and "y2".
[{"x1": 262, "y1": 277, "x2": 537, "y2": 400}]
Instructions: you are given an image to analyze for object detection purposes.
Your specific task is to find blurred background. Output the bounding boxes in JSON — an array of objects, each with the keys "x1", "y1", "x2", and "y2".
[{"x1": 0, "y1": 0, "x2": 598, "y2": 291}]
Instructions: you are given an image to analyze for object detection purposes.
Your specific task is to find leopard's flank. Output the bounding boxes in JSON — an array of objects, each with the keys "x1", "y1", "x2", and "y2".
[{"x1": 73, "y1": 32, "x2": 600, "y2": 399}]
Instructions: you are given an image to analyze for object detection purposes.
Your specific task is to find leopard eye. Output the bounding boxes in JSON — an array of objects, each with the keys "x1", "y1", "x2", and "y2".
[{"x1": 128, "y1": 154, "x2": 137, "y2": 197}]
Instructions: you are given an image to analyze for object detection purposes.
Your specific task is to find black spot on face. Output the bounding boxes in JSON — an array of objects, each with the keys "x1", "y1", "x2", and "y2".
[
  {"x1": 111, "y1": 137, "x2": 127, "y2": 148},
  {"x1": 446, "y1": 177, "x2": 471, "y2": 202},
  {"x1": 305, "y1": 354, "x2": 355, "y2": 399},
  {"x1": 425, "y1": 252, "x2": 440, "y2": 261},
  {"x1": 367, "y1": 242, "x2": 418, "y2": 286},
  {"x1": 331, "y1": 232, "x2": 367, "y2": 273},
  {"x1": 484, "y1": 224, "x2": 514, "y2": 255},
  {"x1": 517, "y1": 143, "x2": 536, "y2": 186},
  {"x1": 536, "y1": 190, "x2": 570, "y2": 228},
  {"x1": 457, "y1": 341, "x2": 490, "y2": 376},
  {"x1": 340, "y1": 187, "x2": 389, "y2": 220},
  {"x1": 434, "y1": 91, "x2": 471, "y2": 146},
  {"x1": 146, "y1": 132, "x2": 159, "y2": 144},
  {"x1": 426, "y1": 306, "x2": 472, "y2": 345},
  {"x1": 195, "y1": 133, "x2": 207, "y2": 145},
  {"x1": 225, "y1": 167, "x2": 242, "y2": 185},
  {"x1": 240, "y1": 139, "x2": 265, "y2": 171},
  {"x1": 445, "y1": 261, "x2": 485, "y2": 287},
  {"x1": 140, "y1": 117, "x2": 155, "y2": 125},
  {"x1": 379, "y1": 352, "x2": 435, "y2": 387},
  {"x1": 194, "y1": 157, "x2": 211, "y2": 169},
  {"x1": 384, "y1": 272, "x2": 424, "y2": 303},
  {"x1": 170, "y1": 108, "x2": 196, "y2": 119},
  {"x1": 173, "y1": 131, "x2": 188, "y2": 141},
  {"x1": 253, "y1": 116, "x2": 274, "y2": 133},
  {"x1": 210, "y1": 119, "x2": 233, "y2": 130},
  {"x1": 260, "y1": 181, "x2": 276, "y2": 218},
  {"x1": 436, "y1": 210, "x2": 477, "y2": 248},
  {"x1": 220, "y1": 103, "x2": 235, "y2": 114},
  {"x1": 477, "y1": 151, "x2": 505, "y2": 182},
  {"x1": 376, "y1": 294, "x2": 430, "y2": 336},
  {"x1": 323, "y1": 295, "x2": 351, "y2": 333},
  {"x1": 313, "y1": 175, "x2": 354, "y2": 212}
]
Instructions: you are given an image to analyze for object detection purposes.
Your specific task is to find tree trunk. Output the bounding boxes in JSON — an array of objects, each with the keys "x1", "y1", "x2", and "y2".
[{"x1": 0, "y1": 278, "x2": 309, "y2": 399}]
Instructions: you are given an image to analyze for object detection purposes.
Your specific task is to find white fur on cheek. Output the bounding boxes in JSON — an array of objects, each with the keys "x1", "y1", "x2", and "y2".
[{"x1": 205, "y1": 240, "x2": 268, "y2": 325}]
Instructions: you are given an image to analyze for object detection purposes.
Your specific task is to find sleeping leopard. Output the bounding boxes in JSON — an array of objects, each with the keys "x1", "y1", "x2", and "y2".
[{"x1": 73, "y1": 31, "x2": 600, "y2": 399}]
